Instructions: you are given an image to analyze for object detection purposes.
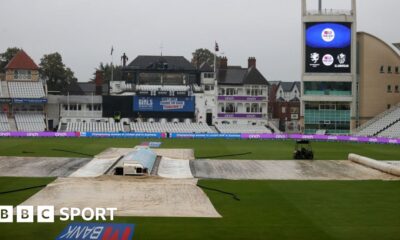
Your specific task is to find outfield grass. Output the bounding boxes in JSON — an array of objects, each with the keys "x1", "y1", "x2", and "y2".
[
  {"x1": 0, "y1": 137, "x2": 399, "y2": 160},
  {"x1": 0, "y1": 178, "x2": 399, "y2": 240}
]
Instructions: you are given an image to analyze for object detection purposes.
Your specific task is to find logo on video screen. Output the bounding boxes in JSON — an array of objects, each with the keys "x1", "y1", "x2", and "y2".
[
  {"x1": 322, "y1": 54, "x2": 334, "y2": 66},
  {"x1": 310, "y1": 52, "x2": 320, "y2": 68},
  {"x1": 337, "y1": 53, "x2": 346, "y2": 64},
  {"x1": 321, "y1": 28, "x2": 335, "y2": 42},
  {"x1": 305, "y1": 22, "x2": 351, "y2": 73}
]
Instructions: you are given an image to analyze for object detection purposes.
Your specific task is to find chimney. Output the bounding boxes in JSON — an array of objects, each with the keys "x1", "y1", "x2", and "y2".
[
  {"x1": 95, "y1": 70, "x2": 104, "y2": 95},
  {"x1": 219, "y1": 56, "x2": 228, "y2": 69},
  {"x1": 248, "y1": 57, "x2": 256, "y2": 68}
]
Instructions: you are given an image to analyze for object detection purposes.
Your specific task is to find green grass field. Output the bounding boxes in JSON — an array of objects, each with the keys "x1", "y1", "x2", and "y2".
[
  {"x1": 0, "y1": 138, "x2": 399, "y2": 239},
  {"x1": 0, "y1": 178, "x2": 399, "y2": 240},
  {"x1": 0, "y1": 137, "x2": 399, "y2": 160}
]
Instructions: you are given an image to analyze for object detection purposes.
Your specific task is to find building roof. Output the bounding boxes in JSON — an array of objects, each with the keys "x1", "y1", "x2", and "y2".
[
  {"x1": 393, "y1": 43, "x2": 400, "y2": 51},
  {"x1": 217, "y1": 66, "x2": 268, "y2": 85},
  {"x1": 279, "y1": 81, "x2": 300, "y2": 92},
  {"x1": 269, "y1": 81, "x2": 281, "y2": 86},
  {"x1": 290, "y1": 96, "x2": 300, "y2": 102},
  {"x1": 5, "y1": 50, "x2": 39, "y2": 70},
  {"x1": 126, "y1": 55, "x2": 196, "y2": 71},
  {"x1": 63, "y1": 82, "x2": 109, "y2": 95},
  {"x1": 199, "y1": 62, "x2": 213, "y2": 72}
]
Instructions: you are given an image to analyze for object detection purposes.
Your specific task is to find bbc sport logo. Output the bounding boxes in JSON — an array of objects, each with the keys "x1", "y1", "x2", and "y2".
[
  {"x1": 0, "y1": 206, "x2": 135, "y2": 240},
  {"x1": 0, "y1": 206, "x2": 117, "y2": 223}
]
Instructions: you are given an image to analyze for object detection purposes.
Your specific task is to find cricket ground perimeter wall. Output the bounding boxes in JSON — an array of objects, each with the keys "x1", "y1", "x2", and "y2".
[{"x1": 1, "y1": 131, "x2": 400, "y2": 145}]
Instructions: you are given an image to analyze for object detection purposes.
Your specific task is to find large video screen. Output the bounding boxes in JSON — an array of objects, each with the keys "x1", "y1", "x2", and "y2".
[
  {"x1": 133, "y1": 96, "x2": 195, "y2": 112},
  {"x1": 305, "y1": 22, "x2": 351, "y2": 73}
]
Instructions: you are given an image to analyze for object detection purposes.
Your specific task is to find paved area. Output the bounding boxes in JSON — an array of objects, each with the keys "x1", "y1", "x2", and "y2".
[
  {"x1": 157, "y1": 157, "x2": 193, "y2": 179},
  {"x1": 0, "y1": 157, "x2": 90, "y2": 177},
  {"x1": 191, "y1": 160, "x2": 400, "y2": 180},
  {"x1": 19, "y1": 177, "x2": 221, "y2": 218}
]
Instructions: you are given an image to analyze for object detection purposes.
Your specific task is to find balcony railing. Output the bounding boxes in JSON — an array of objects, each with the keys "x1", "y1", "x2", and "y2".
[
  {"x1": 306, "y1": 9, "x2": 353, "y2": 16},
  {"x1": 304, "y1": 90, "x2": 352, "y2": 96}
]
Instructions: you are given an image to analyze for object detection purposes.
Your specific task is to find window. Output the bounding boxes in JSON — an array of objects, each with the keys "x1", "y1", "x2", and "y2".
[
  {"x1": 13, "y1": 70, "x2": 32, "y2": 80},
  {"x1": 388, "y1": 66, "x2": 392, "y2": 73},
  {"x1": 290, "y1": 107, "x2": 299, "y2": 114},
  {"x1": 226, "y1": 88, "x2": 236, "y2": 96},
  {"x1": 380, "y1": 66, "x2": 384, "y2": 73},
  {"x1": 205, "y1": 85, "x2": 214, "y2": 91},
  {"x1": 395, "y1": 85, "x2": 399, "y2": 93},
  {"x1": 93, "y1": 104, "x2": 102, "y2": 111},
  {"x1": 282, "y1": 107, "x2": 286, "y2": 114},
  {"x1": 387, "y1": 85, "x2": 392, "y2": 93},
  {"x1": 204, "y1": 73, "x2": 214, "y2": 79},
  {"x1": 251, "y1": 103, "x2": 260, "y2": 113},
  {"x1": 387, "y1": 104, "x2": 391, "y2": 109},
  {"x1": 396, "y1": 67, "x2": 399, "y2": 74},
  {"x1": 225, "y1": 103, "x2": 235, "y2": 113}
]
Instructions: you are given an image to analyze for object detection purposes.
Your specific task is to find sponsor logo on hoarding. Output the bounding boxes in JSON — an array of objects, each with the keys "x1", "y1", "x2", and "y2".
[
  {"x1": 138, "y1": 98, "x2": 153, "y2": 110},
  {"x1": 160, "y1": 98, "x2": 185, "y2": 110},
  {"x1": 56, "y1": 222, "x2": 135, "y2": 240}
]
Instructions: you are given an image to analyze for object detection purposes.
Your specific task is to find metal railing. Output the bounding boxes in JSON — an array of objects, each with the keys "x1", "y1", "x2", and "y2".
[{"x1": 306, "y1": 9, "x2": 353, "y2": 16}]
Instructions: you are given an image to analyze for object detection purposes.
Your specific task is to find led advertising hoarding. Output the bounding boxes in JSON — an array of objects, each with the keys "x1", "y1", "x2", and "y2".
[
  {"x1": 133, "y1": 96, "x2": 195, "y2": 112},
  {"x1": 305, "y1": 22, "x2": 352, "y2": 73}
]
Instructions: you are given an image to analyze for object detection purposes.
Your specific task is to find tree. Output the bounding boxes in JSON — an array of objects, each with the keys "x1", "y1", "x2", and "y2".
[
  {"x1": 0, "y1": 47, "x2": 21, "y2": 72},
  {"x1": 191, "y1": 48, "x2": 220, "y2": 69},
  {"x1": 91, "y1": 63, "x2": 123, "y2": 83},
  {"x1": 39, "y1": 52, "x2": 77, "y2": 92}
]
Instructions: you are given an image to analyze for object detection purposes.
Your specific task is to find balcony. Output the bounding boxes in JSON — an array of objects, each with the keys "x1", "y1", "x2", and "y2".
[
  {"x1": 218, "y1": 96, "x2": 267, "y2": 101},
  {"x1": 304, "y1": 90, "x2": 352, "y2": 96}
]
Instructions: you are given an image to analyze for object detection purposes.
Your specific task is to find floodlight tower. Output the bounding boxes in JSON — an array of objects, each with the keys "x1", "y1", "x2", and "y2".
[{"x1": 301, "y1": 0, "x2": 357, "y2": 134}]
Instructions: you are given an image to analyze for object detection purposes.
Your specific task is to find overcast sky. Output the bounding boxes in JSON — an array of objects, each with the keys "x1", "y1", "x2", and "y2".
[{"x1": 0, "y1": 0, "x2": 399, "y2": 82}]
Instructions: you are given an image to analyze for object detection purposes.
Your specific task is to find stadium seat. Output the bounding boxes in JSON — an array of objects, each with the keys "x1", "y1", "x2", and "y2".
[
  {"x1": 215, "y1": 124, "x2": 271, "y2": 134},
  {"x1": 129, "y1": 122, "x2": 214, "y2": 133},
  {"x1": 14, "y1": 112, "x2": 46, "y2": 131},
  {"x1": 356, "y1": 106, "x2": 400, "y2": 137},
  {"x1": 0, "y1": 113, "x2": 10, "y2": 132},
  {"x1": 8, "y1": 81, "x2": 46, "y2": 98}
]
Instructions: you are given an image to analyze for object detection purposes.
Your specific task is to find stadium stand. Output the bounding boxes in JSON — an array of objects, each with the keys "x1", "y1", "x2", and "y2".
[
  {"x1": 215, "y1": 124, "x2": 272, "y2": 134},
  {"x1": 136, "y1": 85, "x2": 190, "y2": 93},
  {"x1": 14, "y1": 112, "x2": 46, "y2": 131},
  {"x1": 64, "y1": 122, "x2": 124, "y2": 132},
  {"x1": 356, "y1": 105, "x2": 400, "y2": 137},
  {"x1": 130, "y1": 122, "x2": 214, "y2": 133},
  {"x1": 0, "y1": 113, "x2": 10, "y2": 132},
  {"x1": 379, "y1": 121, "x2": 400, "y2": 138},
  {"x1": 8, "y1": 81, "x2": 46, "y2": 98}
]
